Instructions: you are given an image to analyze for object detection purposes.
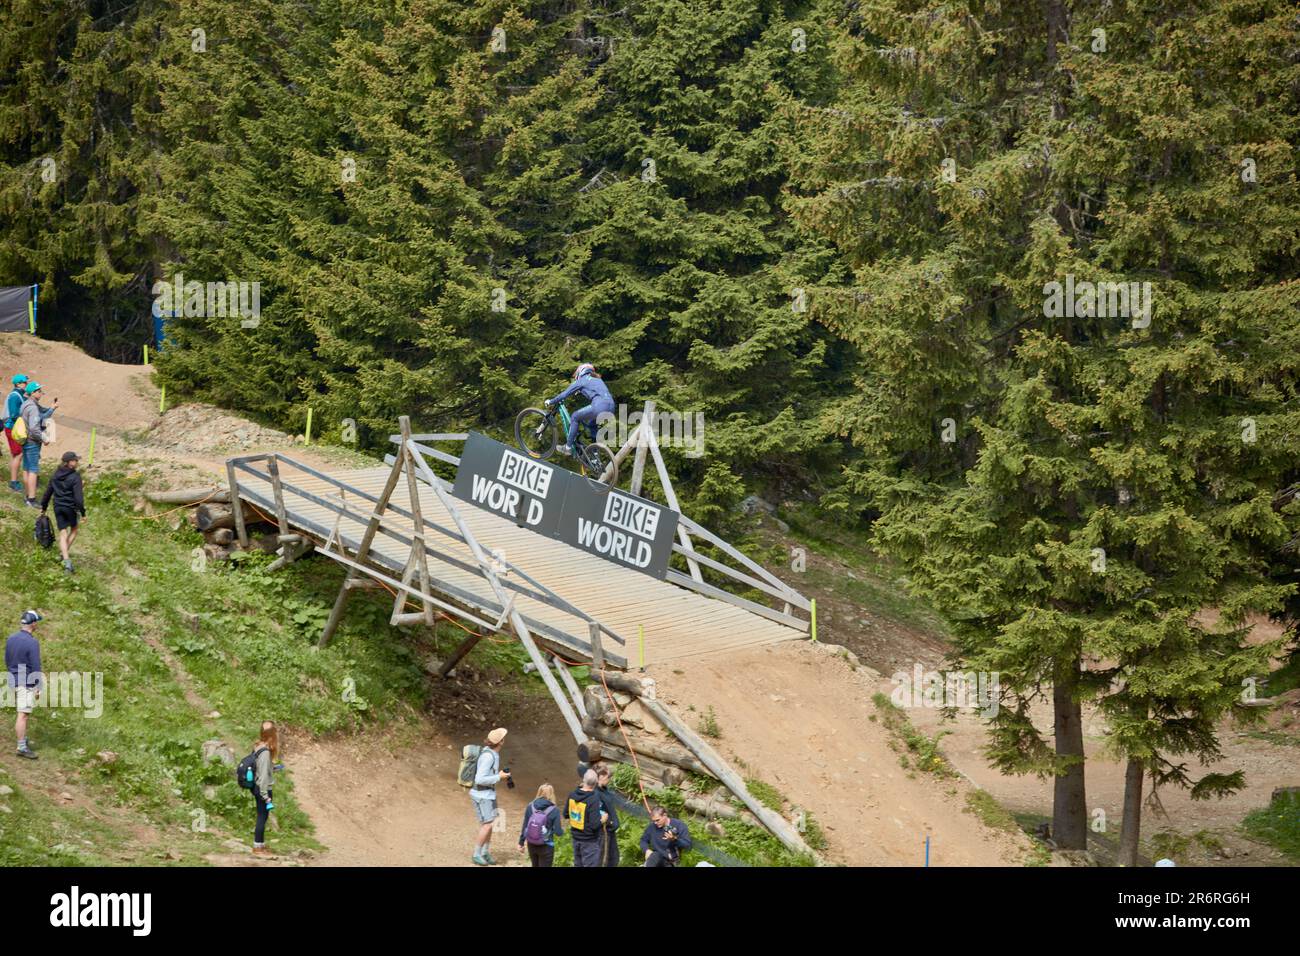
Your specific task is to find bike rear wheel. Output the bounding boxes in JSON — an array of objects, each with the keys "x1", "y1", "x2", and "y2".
[
  {"x1": 515, "y1": 407, "x2": 557, "y2": 460},
  {"x1": 579, "y1": 442, "x2": 618, "y2": 487}
]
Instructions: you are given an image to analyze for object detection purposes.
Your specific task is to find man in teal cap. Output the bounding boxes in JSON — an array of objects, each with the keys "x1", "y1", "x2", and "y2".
[
  {"x1": 5, "y1": 373, "x2": 28, "y2": 492},
  {"x1": 18, "y1": 381, "x2": 57, "y2": 507}
]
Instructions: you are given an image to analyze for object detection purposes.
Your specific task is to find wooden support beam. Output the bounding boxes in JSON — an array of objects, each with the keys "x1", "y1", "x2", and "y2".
[
  {"x1": 318, "y1": 439, "x2": 407, "y2": 648},
  {"x1": 647, "y1": 435, "x2": 703, "y2": 582},
  {"x1": 225, "y1": 461, "x2": 249, "y2": 549},
  {"x1": 629, "y1": 400, "x2": 654, "y2": 497},
  {"x1": 439, "y1": 631, "x2": 484, "y2": 678},
  {"x1": 266, "y1": 455, "x2": 290, "y2": 536},
  {"x1": 636, "y1": 695, "x2": 821, "y2": 862},
  {"x1": 588, "y1": 620, "x2": 605, "y2": 672},
  {"x1": 552, "y1": 656, "x2": 587, "y2": 719},
  {"x1": 399, "y1": 416, "x2": 435, "y2": 626}
]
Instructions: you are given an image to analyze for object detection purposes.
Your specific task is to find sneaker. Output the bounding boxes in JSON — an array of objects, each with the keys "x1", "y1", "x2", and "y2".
[
  {"x1": 471, "y1": 852, "x2": 488, "y2": 866},
  {"x1": 7, "y1": 480, "x2": 19, "y2": 492},
  {"x1": 16, "y1": 747, "x2": 37, "y2": 760},
  {"x1": 24, "y1": 498, "x2": 38, "y2": 509},
  {"x1": 62, "y1": 559, "x2": 73, "y2": 574},
  {"x1": 557, "y1": 444, "x2": 572, "y2": 456},
  {"x1": 483, "y1": 851, "x2": 497, "y2": 865},
  {"x1": 252, "y1": 845, "x2": 273, "y2": 857}
]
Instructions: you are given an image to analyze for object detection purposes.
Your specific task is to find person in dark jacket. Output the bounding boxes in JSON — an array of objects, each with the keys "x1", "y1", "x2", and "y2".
[
  {"x1": 566, "y1": 769, "x2": 609, "y2": 867},
  {"x1": 595, "y1": 765, "x2": 621, "y2": 867},
  {"x1": 640, "y1": 805, "x2": 693, "y2": 867},
  {"x1": 5, "y1": 610, "x2": 43, "y2": 760},
  {"x1": 40, "y1": 451, "x2": 85, "y2": 573},
  {"x1": 517, "y1": 782, "x2": 565, "y2": 867}
]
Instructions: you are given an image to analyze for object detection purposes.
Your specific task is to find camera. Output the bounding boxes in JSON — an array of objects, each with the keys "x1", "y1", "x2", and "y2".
[{"x1": 503, "y1": 766, "x2": 515, "y2": 790}]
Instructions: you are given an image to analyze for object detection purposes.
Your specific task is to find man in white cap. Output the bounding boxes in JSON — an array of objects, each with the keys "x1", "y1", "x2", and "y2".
[
  {"x1": 5, "y1": 610, "x2": 43, "y2": 759},
  {"x1": 470, "y1": 727, "x2": 510, "y2": 865}
]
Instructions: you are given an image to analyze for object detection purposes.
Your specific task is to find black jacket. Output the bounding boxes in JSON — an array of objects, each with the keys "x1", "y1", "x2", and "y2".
[
  {"x1": 565, "y1": 786, "x2": 606, "y2": 842},
  {"x1": 40, "y1": 466, "x2": 85, "y2": 516}
]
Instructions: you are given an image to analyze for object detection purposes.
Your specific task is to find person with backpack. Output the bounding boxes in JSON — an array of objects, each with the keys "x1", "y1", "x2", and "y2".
[
  {"x1": 5, "y1": 374, "x2": 29, "y2": 492},
  {"x1": 5, "y1": 610, "x2": 43, "y2": 760},
  {"x1": 517, "y1": 782, "x2": 564, "y2": 867},
  {"x1": 40, "y1": 451, "x2": 85, "y2": 574},
  {"x1": 565, "y1": 768, "x2": 609, "y2": 867},
  {"x1": 238, "y1": 720, "x2": 279, "y2": 856},
  {"x1": 595, "y1": 764, "x2": 622, "y2": 867},
  {"x1": 468, "y1": 727, "x2": 510, "y2": 866},
  {"x1": 17, "y1": 381, "x2": 57, "y2": 508}
]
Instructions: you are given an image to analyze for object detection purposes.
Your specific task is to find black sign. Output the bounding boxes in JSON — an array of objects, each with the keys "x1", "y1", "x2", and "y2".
[
  {"x1": 452, "y1": 432, "x2": 565, "y2": 537},
  {"x1": 554, "y1": 485, "x2": 678, "y2": 577},
  {"x1": 450, "y1": 432, "x2": 679, "y2": 579}
]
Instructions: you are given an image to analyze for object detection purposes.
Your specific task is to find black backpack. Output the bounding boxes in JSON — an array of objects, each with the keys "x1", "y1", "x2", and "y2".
[
  {"x1": 236, "y1": 748, "x2": 261, "y2": 790},
  {"x1": 34, "y1": 513, "x2": 54, "y2": 549}
]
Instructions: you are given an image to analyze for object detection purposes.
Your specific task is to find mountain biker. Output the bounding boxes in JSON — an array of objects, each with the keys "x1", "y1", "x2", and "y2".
[{"x1": 545, "y1": 362, "x2": 615, "y2": 456}]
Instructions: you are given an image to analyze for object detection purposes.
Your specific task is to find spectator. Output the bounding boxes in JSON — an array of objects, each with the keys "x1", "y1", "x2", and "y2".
[
  {"x1": 40, "y1": 451, "x2": 86, "y2": 574},
  {"x1": 470, "y1": 727, "x2": 510, "y2": 865},
  {"x1": 5, "y1": 373, "x2": 28, "y2": 492},
  {"x1": 17, "y1": 381, "x2": 57, "y2": 508},
  {"x1": 5, "y1": 610, "x2": 43, "y2": 760},
  {"x1": 640, "y1": 805, "x2": 693, "y2": 867},
  {"x1": 517, "y1": 782, "x2": 564, "y2": 867},
  {"x1": 565, "y1": 768, "x2": 608, "y2": 867},
  {"x1": 595, "y1": 764, "x2": 621, "y2": 867},
  {"x1": 251, "y1": 720, "x2": 279, "y2": 856}
]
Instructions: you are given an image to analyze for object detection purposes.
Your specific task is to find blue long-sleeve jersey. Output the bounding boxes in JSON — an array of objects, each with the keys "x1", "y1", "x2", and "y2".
[{"x1": 550, "y1": 373, "x2": 613, "y2": 408}]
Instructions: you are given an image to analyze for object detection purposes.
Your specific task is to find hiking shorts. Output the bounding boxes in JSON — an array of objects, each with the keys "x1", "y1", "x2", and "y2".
[
  {"x1": 14, "y1": 687, "x2": 37, "y2": 714},
  {"x1": 54, "y1": 508, "x2": 79, "y2": 531},
  {"x1": 471, "y1": 796, "x2": 497, "y2": 824},
  {"x1": 21, "y1": 441, "x2": 40, "y2": 473},
  {"x1": 4, "y1": 427, "x2": 20, "y2": 457}
]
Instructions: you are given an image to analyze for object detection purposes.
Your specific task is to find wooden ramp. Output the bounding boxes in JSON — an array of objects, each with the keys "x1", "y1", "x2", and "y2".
[{"x1": 232, "y1": 462, "x2": 801, "y2": 667}]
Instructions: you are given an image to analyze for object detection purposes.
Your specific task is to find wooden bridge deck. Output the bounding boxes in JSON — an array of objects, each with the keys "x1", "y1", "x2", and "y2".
[{"x1": 232, "y1": 463, "x2": 805, "y2": 667}]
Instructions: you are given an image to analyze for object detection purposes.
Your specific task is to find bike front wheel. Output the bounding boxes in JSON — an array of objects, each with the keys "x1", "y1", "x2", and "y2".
[
  {"x1": 579, "y1": 442, "x2": 618, "y2": 488},
  {"x1": 515, "y1": 407, "x2": 558, "y2": 460}
]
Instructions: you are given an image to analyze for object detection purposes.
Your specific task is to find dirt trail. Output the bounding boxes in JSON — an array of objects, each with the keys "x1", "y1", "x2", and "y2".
[{"x1": 649, "y1": 642, "x2": 1033, "y2": 866}]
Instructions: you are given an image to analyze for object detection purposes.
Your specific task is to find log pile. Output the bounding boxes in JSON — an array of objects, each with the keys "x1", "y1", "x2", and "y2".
[
  {"x1": 142, "y1": 485, "x2": 287, "y2": 564},
  {"x1": 581, "y1": 670, "x2": 823, "y2": 863}
]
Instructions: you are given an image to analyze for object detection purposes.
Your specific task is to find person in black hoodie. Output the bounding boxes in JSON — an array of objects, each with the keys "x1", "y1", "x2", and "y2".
[
  {"x1": 595, "y1": 764, "x2": 621, "y2": 867},
  {"x1": 566, "y1": 769, "x2": 608, "y2": 867},
  {"x1": 517, "y1": 783, "x2": 564, "y2": 867},
  {"x1": 39, "y1": 451, "x2": 85, "y2": 574}
]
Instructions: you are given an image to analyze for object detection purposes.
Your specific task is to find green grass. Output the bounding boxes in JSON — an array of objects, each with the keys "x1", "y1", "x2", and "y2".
[
  {"x1": 0, "y1": 463, "x2": 526, "y2": 862},
  {"x1": 1242, "y1": 791, "x2": 1300, "y2": 860},
  {"x1": 871, "y1": 693, "x2": 957, "y2": 778}
]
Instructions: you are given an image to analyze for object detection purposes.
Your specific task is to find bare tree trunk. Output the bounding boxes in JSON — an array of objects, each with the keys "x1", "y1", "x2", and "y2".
[
  {"x1": 1052, "y1": 657, "x2": 1088, "y2": 850},
  {"x1": 1116, "y1": 757, "x2": 1144, "y2": 867}
]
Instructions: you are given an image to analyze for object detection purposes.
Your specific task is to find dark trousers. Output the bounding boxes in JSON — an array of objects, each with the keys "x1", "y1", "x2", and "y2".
[
  {"x1": 254, "y1": 790, "x2": 271, "y2": 843},
  {"x1": 644, "y1": 850, "x2": 677, "y2": 867},
  {"x1": 572, "y1": 838, "x2": 604, "y2": 867},
  {"x1": 527, "y1": 843, "x2": 554, "y2": 867}
]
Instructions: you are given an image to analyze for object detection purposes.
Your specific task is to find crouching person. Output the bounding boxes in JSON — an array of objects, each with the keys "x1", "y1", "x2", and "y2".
[{"x1": 641, "y1": 805, "x2": 692, "y2": 867}]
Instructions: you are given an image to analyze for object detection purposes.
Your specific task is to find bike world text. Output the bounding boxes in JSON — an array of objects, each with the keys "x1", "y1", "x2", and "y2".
[
  {"x1": 469, "y1": 448, "x2": 555, "y2": 524},
  {"x1": 575, "y1": 492, "x2": 661, "y2": 568}
]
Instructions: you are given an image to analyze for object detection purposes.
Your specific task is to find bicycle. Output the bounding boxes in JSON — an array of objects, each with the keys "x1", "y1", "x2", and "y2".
[{"x1": 514, "y1": 401, "x2": 619, "y2": 487}]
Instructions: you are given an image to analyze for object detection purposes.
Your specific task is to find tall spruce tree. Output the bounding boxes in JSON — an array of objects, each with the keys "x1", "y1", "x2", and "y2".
[{"x1": 787, "y1": 0, "x2": 1300, "y2": 853}]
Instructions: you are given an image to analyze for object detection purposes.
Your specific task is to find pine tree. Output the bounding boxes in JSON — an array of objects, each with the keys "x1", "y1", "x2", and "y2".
[{"x1": 788, "y1": 0, "x2": 1300, "y2": 852}]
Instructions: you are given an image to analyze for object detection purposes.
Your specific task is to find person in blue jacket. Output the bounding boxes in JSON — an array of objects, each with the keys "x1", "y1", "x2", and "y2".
[{"x1": 545, "y1": 363, "x2": 614, "y2": 456}]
